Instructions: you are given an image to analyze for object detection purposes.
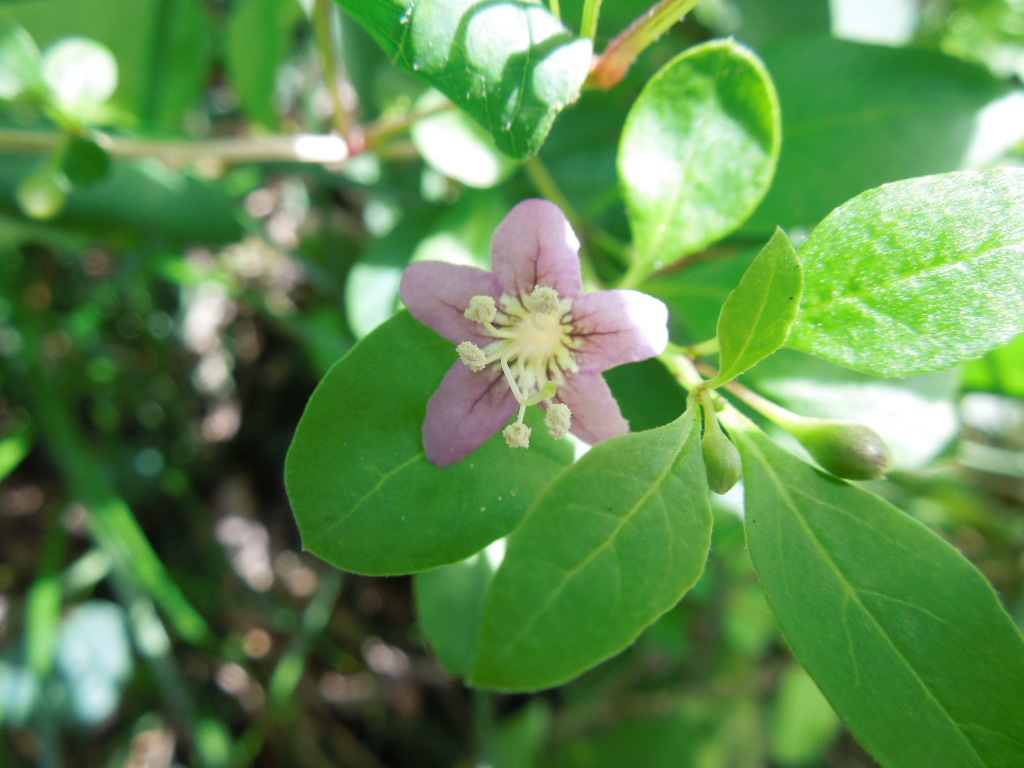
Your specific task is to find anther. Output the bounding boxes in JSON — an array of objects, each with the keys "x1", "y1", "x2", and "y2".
[
  {"x1": 503, "y1": 422, "x2": 531, "y2": 448},
  {"x1": 545, "y1": 403, "x2": 572, "y2": 439},
  {"x1": 527, "y1": 286, "x2": 559, "y2": 315},
  {"x1": 464, "y1": 295, "x2": 497, "y2": 324},
  {"x1": 456, "y1": 341, "x2": 488, "y2": 372}
]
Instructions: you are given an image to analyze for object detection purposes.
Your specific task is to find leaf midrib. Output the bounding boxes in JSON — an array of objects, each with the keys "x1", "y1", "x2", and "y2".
[{"x1": 747, "y1": 436, "x2": 988, "y2": 768}]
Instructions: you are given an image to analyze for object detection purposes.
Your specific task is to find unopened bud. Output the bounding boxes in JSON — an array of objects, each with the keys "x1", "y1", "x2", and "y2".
[
  {"x1": 503, "y1": 422, "x2": 531, "y2": 448},
  {"x1": 791, "y1": 418, "x2": 893, "y2": 480},
  {"x1": 545, "y1": 403, "x2": 572, "y2": 440},
  {"x1": 702, "y1": 419, "x2": 742, "y2": 494}
]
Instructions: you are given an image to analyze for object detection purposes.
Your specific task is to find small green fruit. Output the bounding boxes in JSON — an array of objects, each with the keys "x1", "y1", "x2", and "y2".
[
  {"x1": 702, "y1": 419, "x2": 742, "y2": 494},
  {"x1": 791, "y1": 419, "x2": 893, "y2": 480}
]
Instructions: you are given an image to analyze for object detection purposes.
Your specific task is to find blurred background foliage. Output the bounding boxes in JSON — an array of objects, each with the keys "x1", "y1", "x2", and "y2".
[{"x1": 0, "y1": 0, "x2": 1022, "y2": 766}]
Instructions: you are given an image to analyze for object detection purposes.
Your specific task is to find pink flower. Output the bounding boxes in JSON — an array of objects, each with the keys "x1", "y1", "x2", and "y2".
[{"x1": 400, "y1": 199, "x2": 669, "y2": 467}]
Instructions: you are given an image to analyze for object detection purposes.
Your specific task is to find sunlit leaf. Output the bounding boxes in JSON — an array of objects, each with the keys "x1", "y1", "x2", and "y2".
[
  {"x1": 789, "y1": 169, "x2": 1024, "y2": 376},
  {"x1": 737, "y1": 426, "x2": 1024, "y2": 768},
  {"x1": 471, "y1": 410, "x2": 711, "y2": 691}
]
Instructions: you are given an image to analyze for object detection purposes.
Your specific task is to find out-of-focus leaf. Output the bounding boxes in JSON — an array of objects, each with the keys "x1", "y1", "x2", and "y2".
[
  {"x1": 225, "y1": 0, "x2": 302, "y2": 129},
  {"x1": 738, "y1": 426, "x2": 1024, "y2": 768},
  {"x1": 414, "y1": 547, "x2": 500, "y2": 676},
  {"x1": 286, "y1": 312, "x2": 573, "y2": 576},
  {"x1": 0, "y1": 17, "x2": 43, "y2": 101},
  {"x1": 963, "y1": 333, "x2": 1024, "y2": 397},
  {"x1": 747, "y1": 350, "x2": 959, "y2": 469},
  {"x1": 59, "y1": 135, "x2": 109, "y2": 186},
  {"x1": 748, "y1": 37, "x2": 1022, "y2": 232},
  {"x1": 619, "y1": 39, "x2": 780, "y2": 278},
  {"x1": 541, "y1": 712, "x2": 700, "y2": 768},
  {"x1": 707, "y1": 228, "x2": 802, "y2": 387},
  {"x1": 494, "y1": 700, "x2": 552, "y2": 768},
  {"x1": 336, "y1": 0, "x2": 592, "y2": 159},
  {"x1": 411, "y1": 90, "x2": 519, "y2": 188},
  {"x1": 471, "y1": 410, "x2": 711, "y2": 691},
  {"x1": 789, "y1": 169, "x2": 1024, "y2": 376},
  {"x1": 769, "y1": 664, "x2": 841, "y2": 766},
  {"x1": 142, "y1": 0, "x2": 212, "y2": 129},
  {"x1": 695, "y1": 0, "x2": 830, "y2": 48}
]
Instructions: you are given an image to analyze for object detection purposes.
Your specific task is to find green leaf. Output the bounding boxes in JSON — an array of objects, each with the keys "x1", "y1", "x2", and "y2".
[
  {"x1": 413, "y1": 549, "x2": 498, "y2": 676},
  {"x1": 788, "y1": 169, "x2": 1024, "y2": 376},
  {"x1": 59, "y1": 135, "x2": 110, "y2": 187},
  {"x1": 335, "y1": 0, "x2": 592, "y2": 159},
  {"x1": 746, "y1": 37, "x2": 1023, "y2": 233},
  {"x1": 964, "y1": 333, "x2": 1024, "y2": 398},
  {"x1": 285, "y1": 312, "x2": 573, "y2": 576},
  {"x1": 470, "y1": 409, "x2": 712, "y2": 691},
  {"x1": 736, "y1": 426, "x2": 1024, "y2": 768},
  {"x1": 707, "y1": 228, "x2": 802, "y2": 387},
  {"x1": 0, "y1": 18, "x2": 43, "y2": 101},
  {"x1": 769, "y1": 664, "x2": 840, "y2": 767},
  {"x1": 142, "y1": 0, "x2": 212, "y2": 130},
  {"x1": 619, "y1": 39, "x2": 780, "y2": 278},
  {"x1": 225, "y1": 0, "x2": 302, "y2": 130}
]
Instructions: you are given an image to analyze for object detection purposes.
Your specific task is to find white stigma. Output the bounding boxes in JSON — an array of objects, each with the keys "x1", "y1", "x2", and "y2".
[{"x1": 456, "y1": 287, "x2": 578, "y2": 449}]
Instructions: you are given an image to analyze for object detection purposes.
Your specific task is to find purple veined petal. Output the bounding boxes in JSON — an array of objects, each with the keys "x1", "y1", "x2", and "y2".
[
  {"x1": 491, "y1": 199, "x2": 584, "y2": 301},
  {"x1": 569, "y1": 290, "x2": 669, "y2": 372},
  {"x1": 553, "y1": 371, "x2": 629, "y2": 446},
  {"x1": 423, "y1": 362, "x2": 519, "y2": 467},
  {"x1": 400, "y1": 261, "x2": 504, "y2": 345}
]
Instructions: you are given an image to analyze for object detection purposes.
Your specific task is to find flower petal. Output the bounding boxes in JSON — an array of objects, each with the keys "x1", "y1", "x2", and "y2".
[
  {"x1": 570, "y1": 290, "x2": 669, "y2": 372},
  {"x1": 424, "y1": 362, "x2": 518, "y2": 467},
  {"x1": 491, "y1": 199, "x2": 584, "y2": 300},
  {"x1": 400, "y1": 261, "x2": 503, "y2": 345},
  {"x1": 554, "y1": 371, "x2": 629, "y2": 445}
]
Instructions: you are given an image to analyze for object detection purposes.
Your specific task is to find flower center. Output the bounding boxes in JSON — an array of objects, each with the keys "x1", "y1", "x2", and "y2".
[{"x1": 458, "y1": 286, "x2": 577, "y2": 448}]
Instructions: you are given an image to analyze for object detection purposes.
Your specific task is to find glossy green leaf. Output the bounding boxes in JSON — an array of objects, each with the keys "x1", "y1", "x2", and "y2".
[
  {"x1": 789, "y1": 169, "x2": 1024, "y2": 376},
  {"x1": 335, "y1": 0, "x2": 592, "y2": 159},
  {"x1": 470, "y1": 409, "x2": 712, "y2": 691},
  {"x1": 285, "y1": 311, "x2": 573, "y2": 576},
  {"x1": 737, "y1": 426, "x2": 1024, "y2": 768},
  {"x1": 225, "y1": 0, "x2": 302, "y2": 129},
  {"x1": 707, "y1": 228, "x2": 802, "y2": 387},
  {"x1": 619, "y1": 39, "x2": 780, "y2": 277},
  {"x1": 413, "y1": 548, "x2": 499, "y2": 676},
  {"x1": 747, "y1": 37, "x2": 1022, "y2": 233}
]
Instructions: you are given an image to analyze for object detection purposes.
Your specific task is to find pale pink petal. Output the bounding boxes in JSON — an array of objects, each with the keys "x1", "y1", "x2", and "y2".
[
  {"x1": 570, "y1": 290, "x2": 669, "y2": 372},
  {"x1": 491, "y1": 199, "x2": 584, "y2": 300},
  {"x1": 553, "y1": 371, "x2": 629, "y2": 445},
  {"x1": 400, "y1": 261, "x2": 503, "y2": 345},
  {"x1": 423, "y1": 362, "x2": 518, "y2": 467}
]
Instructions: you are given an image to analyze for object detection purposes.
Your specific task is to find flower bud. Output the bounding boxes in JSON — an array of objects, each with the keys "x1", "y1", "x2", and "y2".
[
  {"x1": 790, "y1": 419, "x2": 893, "y2": 480},
  {"x1": 702, "y1": 419, "x2": 742, "y2": 494}
]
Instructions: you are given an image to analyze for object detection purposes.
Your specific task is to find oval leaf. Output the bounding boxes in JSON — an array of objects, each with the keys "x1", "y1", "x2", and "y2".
[
  {"x1": 736, "y1": 426, "x2": 1024, "y2": 768},
  {"x1": 470, "y1": 409, "x2": 712, "y2": 691},
  {"x1": 788, "y1": 169, "x2": 1024, "y2": 376},
  {"x1": 707, "y1": 228, "x2": 802, "y2": 387},
  {"x1": 285, "y1": 311, "x2": 573, "y2": 576},
  {"x1": 619, "y1": 39, "x2": 780, "y2": 277},
  {"x1": 337, "y1": 0, "x2": 592, "y2": 160}
]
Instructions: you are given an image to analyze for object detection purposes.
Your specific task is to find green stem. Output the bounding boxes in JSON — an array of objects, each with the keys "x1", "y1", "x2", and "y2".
[
  {"x1": 659, "y1": 346, "x2": 706, "y2": 392},
  {"x1": 686, "y1": 337, "x2": 720, "y2": 358},
  {"x1": 0, "y1": 128, "x2": 349, "y2": 165},
  {"x1": 580, "y1": 0, "x2": 603, "y2": 38},
  {"x1": 472, "y1": 689, "x2": 498, "y2": 766},
  {"x1": 588, "y1": 0, "x2": 700, "y2": 89},
  {"x1": 695, "y1": 360, "x2": 801, "y2": 430},
  {"x1": 313, "y1": 0, "x2": 351, "y2": 140}
]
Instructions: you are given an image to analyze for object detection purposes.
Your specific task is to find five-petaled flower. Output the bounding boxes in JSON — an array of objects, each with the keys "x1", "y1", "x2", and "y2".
[{"x1": 400, "y1": 199, "x2": 669, "y2": 467}]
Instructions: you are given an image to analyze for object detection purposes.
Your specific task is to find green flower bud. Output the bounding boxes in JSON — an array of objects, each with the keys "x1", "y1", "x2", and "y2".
[
  {"x1": 790, "y1": 419, "x2": 893, "y2": 480},
  {"x1": 702, "y1": 418, "x2": 742, "y2": 494}
]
